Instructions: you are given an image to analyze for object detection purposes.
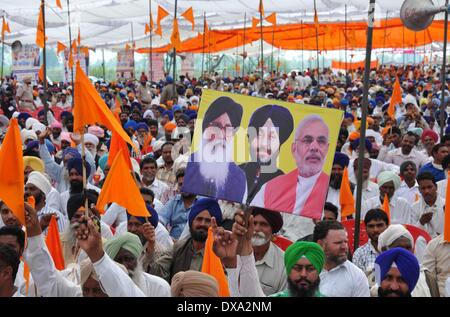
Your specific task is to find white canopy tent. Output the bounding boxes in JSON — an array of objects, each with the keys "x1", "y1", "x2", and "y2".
[{"x1": 1, "y1": 0, "x2": 448, "y2": 51}]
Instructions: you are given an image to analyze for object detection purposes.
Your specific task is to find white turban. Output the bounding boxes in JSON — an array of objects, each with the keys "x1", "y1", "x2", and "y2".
[
  {"x1": 153, "y1": 140, "x2": 165, "y2": 152},
  {"x1": 377, "y1": 171, "x2": 401, "y2": 190},
  {"x1": 26, "y1": 171, "x2": 52, "y2": 196},
  {"x1": 21, "y1": 129, "x2": 38, "y2": 144},
  {"x1": 25, "y1": 118, "x2": 39, "y2": 130},
  {"x1": 377, "y1": 224, "x2": 414, "y2": 253},
  {"x1": 143, "y1": 109, "x2": 155, "y2": 119},
  {"x1": 83, "y1": 133, "x2": 99, "y2": 147},
  {"x1": 32, "y1": 122, "x2": 46, "y2": 134},
  {"x1": 189, "y1": 96, "x2": 199, "y2": 105},
  {"x1": 366, "y1": 129, "x2": 383, "y2": 146}
]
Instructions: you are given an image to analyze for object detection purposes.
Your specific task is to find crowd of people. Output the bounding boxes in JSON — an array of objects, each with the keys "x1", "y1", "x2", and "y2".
[{"x1": 0, "y1": 63, "x2": 450, "y2": 297}]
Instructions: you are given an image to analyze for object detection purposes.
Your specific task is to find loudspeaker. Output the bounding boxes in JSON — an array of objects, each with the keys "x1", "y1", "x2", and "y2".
[{"x1": 400, "y1": 0, "x2": 449, "y2": 31}]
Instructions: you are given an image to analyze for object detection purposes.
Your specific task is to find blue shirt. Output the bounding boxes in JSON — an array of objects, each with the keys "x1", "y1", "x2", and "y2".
[
  {"x1": 158, "y1": 194, "x2": 197, "y2": 239},
  {"x1": 419, "y1": 162, "x2": 446, "y2": 182}
]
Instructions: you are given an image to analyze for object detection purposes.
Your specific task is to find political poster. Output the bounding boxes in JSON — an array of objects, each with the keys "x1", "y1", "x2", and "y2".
[
  {"x1": 116, "y1": 49, "x2": 135, "y2": 80},
  {"x1": 11, "y1": 44, "x2": 40, "y2": 83},
  {"x1": 149, "y1": 53, "x2": 165, "y2": 82},
  {"x1": 62, "y1": 48, "x2": 89, "y2": 83},
  {"x1": 182, "y1": 90, "x2": 343, "y2": 219}
]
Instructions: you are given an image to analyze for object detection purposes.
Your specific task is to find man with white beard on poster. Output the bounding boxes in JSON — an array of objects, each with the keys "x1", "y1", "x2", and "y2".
[{"x1": 183, "y1": 96, "x2": 247, "y2": 202}]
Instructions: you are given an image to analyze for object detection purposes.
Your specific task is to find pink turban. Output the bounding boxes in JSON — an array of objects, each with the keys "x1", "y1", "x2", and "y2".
[
  {"x1": 88, "y1": 125, "x2": 105, "y2": 138},
  {"x1": 50, "y1": 121, "x2": 63, "y2": 129},
  {"x1": 60, "y1": 132, "x2": 72, "y2": 143}
]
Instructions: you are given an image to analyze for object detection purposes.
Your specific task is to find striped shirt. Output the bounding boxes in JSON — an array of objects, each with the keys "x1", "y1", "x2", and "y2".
[
  {"x1": 352, "y1": 240, "x2": 379, "y2": 273},
  {"x1": 37, "y1": 205, "x2": 68, "y2": 233}
]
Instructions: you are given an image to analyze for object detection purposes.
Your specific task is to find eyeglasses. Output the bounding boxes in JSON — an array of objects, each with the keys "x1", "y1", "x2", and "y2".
[{"x1": 298, "y1": 135, "x2": 328, "y2": 147}]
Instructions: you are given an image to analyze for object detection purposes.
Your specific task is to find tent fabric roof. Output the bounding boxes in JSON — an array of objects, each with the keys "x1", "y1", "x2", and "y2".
[{"x1": 0, "y1": 0, "x2": 448, "y2": 50}]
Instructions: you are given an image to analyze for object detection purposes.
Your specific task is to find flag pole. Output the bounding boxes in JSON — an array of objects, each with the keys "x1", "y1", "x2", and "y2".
[
  {"x1": 354, "y1": 0, "x2": 376, "y2": 253},
  {"x1": 41, "y1": 0, "x2": 49, "y2": 126},
  {"x1": 149, "y1": 0, "x2": 153, "y2": 82},
  {"x1": 270, "y1": 22, "x2": 275, "y2": 73},
  {"x1": 80, "y1": 133, "x2": 88, "y2": 214},
  {"x1": 172, "y1": 0, "x2": 178, "y2": 96},
  {"x1": 345, "y1": 4, "x2": 348, "y2": 75},
  {"x1": 242, "y1": 12, "x2": 247, "y2": 78},
  {"x1": 381, "y1": 11, "x2": 389, "y2": 66},
  {"x1": 131, "y1": 22, "x2": 135, "y2": 79},
  {"x1": 201, "y1": 12, "x2": 205, "y2": 79},
  {"x1": 1, "y1": 15, "x2": 5, "y2": 83},
  {"x1": 66, "y1": 0, "x2": 74, "y2": 104},
  {"x1": 102, "y1": 48, "x2": 106, "y2": 81},
  {"x1": 236, "y1": 33, "x2": 239, "y2": 77},
  {"x1": 439, "y1": 0, "x2": 449, "y2": 138},
  {"x1": 301, "y1": 19, "x2": 304, "y2": 71},
  {"x1": 259, "y1": 1, "x2": 264, "y2": 77},
  {"x1": 313, "y1": 0, "x2": 320, "y2": 80}
]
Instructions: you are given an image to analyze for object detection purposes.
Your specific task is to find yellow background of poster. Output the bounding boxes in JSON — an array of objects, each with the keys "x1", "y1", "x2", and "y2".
[{"x1": 191, "y1": 90, "x2": 344, "y2": 176}]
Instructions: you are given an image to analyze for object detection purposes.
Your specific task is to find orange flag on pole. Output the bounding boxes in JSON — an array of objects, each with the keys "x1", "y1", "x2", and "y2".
[
  {"x1": 201, "y1": 227, "x2": 230, "y2": 297},
  {"x1": 252, "y1": 17, "x2": 260, "y2": 31},
  {"x1": 96, "y1": 150, "x2": 149, "y2": 217},
  {"x1": 382, "y1": 193, "x2": 391, "y2": 221},
  {"x1": 340, "y1": 167, "x2": 355, "y2": 218},
  {"x1": 72, "y1": 39, "x2": 78, "y2": 54},
  {"x1": 388, "y1": 75, "x2": 402, "y2": 119},
  {"x1": 38, "y1": 65, "x2": 44, "y2": 82},
  {"x1": 314, "y1": 9, "x2": 319, "y2": 29},
  {"x1": 0, "y1": 119, "x2": 25, "y2": 225},
  {"x1": 57, "y1": 41, "x2": 67, "y2": 54},
  {"x1": 56, "y1": 0, "x2": 62, "y2": 9},
  {"x1": 45, "y1": 215, "x2": 65, "y2": 270},
  {"x1": 68, "y1": 49, "x2": 74, "y2": 69},
  {"x1": 73, "y1": 63, "x2": 138, "y2": 152},
  {"x1": 36, "y1": 4, "x2": 46, "y2": 49},
  {"x1": 155, "y1": 5, "x2": 170, "y2": 37},
  {"x1": 145, "y1": 23, "x2": 151, "y2": 35},
  {"x1": 258, "y1": 0, "x2": 265, "y2": 16},
  {"x1": 265, "y1": 12, "x2": 276, "y2": 25},
  {"x1": 2, "y1": 18, "x2": 11, "y2": 38},
  {"x1": 170, "y1": 18, "x2": 182, "y2": 50},
  {"x1": 107, "y1": 131, "x2": 132, "y2": 171},
  {"x1": 444, "y1": 171, "x2": 450, "y2": 242},
  {"x1": 77, "y1": 28, "x2": 81, "y2": 45},
  {"x1": 181, "y1": 7, "x2": 195, "y2": 31}
]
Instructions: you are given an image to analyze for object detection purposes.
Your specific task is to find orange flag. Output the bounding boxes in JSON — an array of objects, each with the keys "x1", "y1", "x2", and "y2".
[
  {"x1": 258, "y1": 0, "x2": 265, "y2": 16},
  {"x1": 382, "y1": 193, "x2": 391, "y2": 221},
  {"x1": 36, "y1": 4, "x2": 46, "y2": 49},
  {"x1": 68, "y1": 49, "x2": 74, "y2": 69},
  {"x1": 107, "y1": 131, "x2": 132, "y2": 171},
  {"x1": 0, "y1": 119, "x2": 25, "y2": 225},
  {"x1": 81, "y1": 47, "x2": 89, "y2": 57},
  {"x1": 45, "y1": 215, "x2": 65, "y2": 270},
  {"x1": 56, "y1": 0, "x2": 62, "y2": 9},
  {"x1": 388, "y1": 75, "x2": 402, "y2": 119},
  {"x1": 96, "y1": 150, "x2": 149, "y2": 217},
  {"x1": 72, "y1": 39, "x2": 78, "y2": 54},
  {"x1": 125, "y1": 43, "x2": 131, "y2": 51},
  {"x1": 181, "y1": 7, "x2": 195, "y2": 31},
  {"x1": 170, "y1": 18, "x2": 182, "y2": 50},
  {"x1": 145, "y1": 23, "x2": 151, "y2": 35},
  {"x1": 38, "y1": 65, "x2": 44, "y2": 82},
  {"x1": 265, "y1": 12, "x2": 276, "y2": 25},
  {"x1": 201, "y1": 227, "x2": 230, "y2": 297},
  {"x1": 73, "y1": 63, "x2": 138, "y2": 152},
  {"x1": 57, "y1": 41, "x2": 67, "y2": 54},
  {"x1": 155, "y1": 5, "x2": 170, "y2": 37},
  {"x1": 77, "y1": 28, "x2": 81, "y2": 45},
  {"x1": 252, "y1": 17, "x2": 260, "y2": 31},
  {"x1": 2, "y1": 18, "x2": 11, "y2": 38},
  {"x1": 444, "y1": 171, "x2": 450, "y2": 242},
  {"x1": 340, "y1": 167, "x2": 355, "y2": 218}
]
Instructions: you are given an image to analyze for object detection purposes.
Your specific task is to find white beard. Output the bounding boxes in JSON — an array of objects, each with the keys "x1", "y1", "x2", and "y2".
[
  {"x1": 197, "y1": 137, "x2": 233, "y2": 189},
  {"x1": 251, "y1": 231, "x2": 270, "y2": 247},
  {"x1": 88, "y1": 149, "x2": 97, "y2": 158}
]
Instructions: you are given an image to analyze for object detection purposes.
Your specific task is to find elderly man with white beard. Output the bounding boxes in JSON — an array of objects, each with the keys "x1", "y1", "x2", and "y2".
[{"x1": 182, "y1": 96, "x2": 247, "y2": 203}]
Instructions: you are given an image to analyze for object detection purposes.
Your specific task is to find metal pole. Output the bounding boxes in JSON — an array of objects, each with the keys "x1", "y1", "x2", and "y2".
[
  {"x1": 172, "y1": 0, "x2": 178, "y2": 96},
  {"x1": 345, "y1": 4, "x2": 348, "y2": 74},
  {"x1": 1, "y1": 16, "x2": 5, "y2": 83},
  {"x1": 381, "y1": 11, "x2": 389, "y2": 66},
  {"x1": 314, "y1": 0, "x2": 320, "y2": 77},
  {"x1": 414, "y1": 32, "x2": 417, "y2": 65},
  {"x1": 201, "y1": 13, "x2": 205, "y2": 79},
  {"x1": 236, "y1": 33, "x2": 239, "y2": 77},
  {"x1": 131, "y1": 22, "x2": 135, "y2": 79},
  {"x1": 41, "y1": 0, "x2": 49, "y2": 125},
  {"x1": 102, "y1": 48, "x2": 106, "y2": 81},
  {"x1": 354, "y1": 0, "x2": 376, "y2": 253},
  {"x1": 67, "y1": 0, "x2": 74, "y2": 105},
  {"x1": 403, "y1": 25, "x2": 405, "y2": 67},
  {"x1": 276, "y1": 46, "x2": 280, "y2": 73},
  {"x1": 259, "y1": 3, "x2": 264, "y2": 77},
  {"x1": 301, "y1": 19, "x2": 304, "y2": 71},
  {"x1": 440, "y1": 0, "x2": 449, "y2": 138},
  {"x1": 242, "y1": 12, "x2": 247, "y2": 77},
  {"x1": 270, "y1": 24, "x2": 275, "y2": 72},
  {"x1": 149, "y1": 0, "x2": 153, "y2": 82}
]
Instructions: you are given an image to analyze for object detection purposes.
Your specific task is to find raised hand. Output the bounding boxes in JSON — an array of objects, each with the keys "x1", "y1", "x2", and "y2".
[
  {"x1": 74, "y1": 215, "x2": 104, "y2": 263},
  {"x1": 25, "y1": 202, "x2": 42, "y2": 238},
  {"x1": 39, "y1": 213, "x2": 58, "y2": 232},
  {"x1": 211, "y1": 217, "x2": 238, "y2": 260},
  {"x1": 233, "y1": 209, "x2": 254, "y2": 256},
  {"x1": 142, "y1": 222, "x2": 156, "y2": 252}
]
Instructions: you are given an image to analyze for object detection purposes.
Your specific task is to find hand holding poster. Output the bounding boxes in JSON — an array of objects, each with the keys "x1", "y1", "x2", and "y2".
[{"x1": 182, "y1": 90, "x2": 343, "y2": 219}]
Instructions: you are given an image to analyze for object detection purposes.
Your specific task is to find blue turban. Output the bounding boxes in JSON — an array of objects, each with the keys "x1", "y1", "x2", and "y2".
[
  {"x1": 341, "y1": 99, "x2": 349, "y2": 107},
  {"x1": 124, "y1": 120, "x2": 138, "y2": 131},
  {"x1": 25, "y1": 140, "x2": 39, "y2": 152},
  {"x1": 162, "y1": 110, "x2": 174, "y2": 121},
  {"x1": 173, "y1": 105, "x2": 182, "y2": 113},
  {"x1": 60, "y1": 111, "x2": 72, "y2": 120},
  {"x1": 67, "y1": 157, "x2": 91, "y2": 176},
  {"x1": 126, "y1": 204, "x2": 159, "y2": 229},
  {"x1": 333, "y1": 152, "x2": 350, "y2": 168},
  {"x1": 375, "y1": 248, "x2": 420, "y2": 293},
  {"x1": 18, "y1": 112, "x2": 32, "y2": 121},
  {"x1": 350, "y1": 138, "x2": 372, "y2": 152},
  {"x1": 446, "y1": 126, "x2": 450, "y2": 135},
  {"x1": 62, "y1": 147, "x2": 81, "y2": 160},
  {"x1": 136, "y1": 122, "x2": 149, "y2": 131},
  {"x1": 98, "y1": 154, "x2": 109, "y2": 172},
  {"x1": 344, "y1": 112, "x2": 354, "y2": 121},
  {"x1": 381, "y1": 103, "x2": 389, "y2": 113},
  {"x1": 166, "y1": 76, "x2": 173, "y2": 84},
  {"x1": 376, "y1": 96, "x2": 385, "y2": 105},
  {"x1": 156, "y1": 106, "x2": 165, "y2": 114},
  {"x1": 435, "y1": 110, "x2": 448, "y2": 122},
  {"x1": 369, "y1": 100, "x2": 376, "y2": 108},
  {"x1": 188, "y1": 198, "x2": 222, "y2": 227}
]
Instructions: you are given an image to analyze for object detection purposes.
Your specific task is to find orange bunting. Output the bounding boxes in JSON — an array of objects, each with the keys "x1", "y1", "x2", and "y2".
[
  {"x1": 201, "y1": 228, "x2": 230, "y2": 297},
  {"x1": 56, "y1": 0, "x2": 62, "y2": 9},
  {"x1": 170, "y1": 18, "x2": 182, "y2": 50},
  {"x1": 57, "y1": 41, "x2": 67, "y2": 54},
  {"x1": 96, "y1": 150, "x2": 149, "y2": 217},
  {"x1": 181, "y1": 7, "x2": 195, "y2": 31},
  {"x1": 2, "y1": 18, "x2": 11, "y2": 38},
  {"x1": 252, "y1": 17, "x2": 260, "y2": 30},
  {"x1": 68, "y1": 50, "x2": 74, "y2": 69},
  {"x1": 45, "y1": 216, "x2": 65, "y2": 270},
  {"x1": 145, "y1": 23, "x2": 151, "y2": 35},
  {"x1": 340, "y1": 167, "x2": 355, "y2": 218},
  {"x1": 388, "y1": 75, "x2": 402, "y2": 119},
  {"x1": 265, "y1": 12, "x2": 276, "y2": 25},
  {"x1": 0, "y1": 119, "x2": 25, "y2": 225},
  {"x1": 73, "y1": 63, "x2": 138, "y2": 152},
  {"x1": 155, "y1": 5, "x2": 170, "y2": 37}
]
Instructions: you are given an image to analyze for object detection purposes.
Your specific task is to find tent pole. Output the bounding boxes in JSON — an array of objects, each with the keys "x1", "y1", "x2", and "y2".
[
  {"x1": 41, "y1": 0, "x2": 49, "y2": 125},
  {"x1": 381, "y1": 11, "x2": 388, "y2": 66},
  {"x1": 149, "y1": 0, "x2": 153, "y2": 82},
  {"x1": 345, "y1": 4, "x2": 348, "y2": 75},
  {"x1": 439, "y1": 0, "x2": 449, "y2": 138},
  {"x1": 67, "y1": 0, "x2": 74, "y2": 104},
  {"x1": 242, "y1": 12, "x2": 247, "y2": 78},
  {"x1": 172, "y1": 0, "x2": 178, "y2": 96},
  {"x1": 131, "y1": 22, "x2": 135, "y2": 79},
  {"x1": 314, "y1": 0, "x2": 320, "y2": 81},
  {"x1": 270, "y1": 23, "x2": 275, "y2": 73},
  {"x1": 102, "y1": 48, "x2": 106, "y2": 81},
  {"x1": 301, "y1": 19, "x2": 304, "y2": 72},
  {"x1": 201, "y1": 13, "x2": 205, "y2": 79},
  {"x1": 259, "y1": 0, "x2": 264, "y2": 77}
]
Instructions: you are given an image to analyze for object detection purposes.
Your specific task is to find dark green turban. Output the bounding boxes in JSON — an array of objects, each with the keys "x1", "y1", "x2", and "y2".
[{"x1": 284, "y1": 242, "x2": 325, "y2": 275}]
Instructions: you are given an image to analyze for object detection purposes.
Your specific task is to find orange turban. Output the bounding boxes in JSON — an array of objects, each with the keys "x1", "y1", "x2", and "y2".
[
  {"x1": 164, "y1": 122, "x2": 176, "y2": 132},
  {"x1": 349, "y1": 131, "x2": 360, "y2": 141}
]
